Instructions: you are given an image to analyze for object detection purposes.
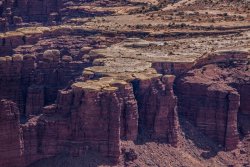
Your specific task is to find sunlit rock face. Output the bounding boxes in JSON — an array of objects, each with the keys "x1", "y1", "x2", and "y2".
[{"x1": 0, "y1": 0, "x2": 250, "y2": 166}]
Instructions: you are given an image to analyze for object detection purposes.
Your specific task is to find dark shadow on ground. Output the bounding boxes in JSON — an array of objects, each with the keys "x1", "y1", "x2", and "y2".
[
  {"x1": 27, "y1": 151, "x2": 114, "y2": 167},
  {"x1": 178, "y1": 114, "x2": 223, "y2": 159}
]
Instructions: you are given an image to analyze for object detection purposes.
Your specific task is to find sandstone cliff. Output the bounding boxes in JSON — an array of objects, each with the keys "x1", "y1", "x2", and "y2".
[
  {"x1": 176, "y1": 59, "x2": 250, "y2": 150},
  {"x1": 0, "y1": 100, "x2": 23, "y2": 167}
]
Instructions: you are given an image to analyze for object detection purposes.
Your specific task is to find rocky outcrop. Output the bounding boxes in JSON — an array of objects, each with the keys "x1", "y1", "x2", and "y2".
[
  {"x1": 176, "y1": 78, "x2": 240, "y2": 150},
  {"x1": 0, "y1": 70, "x2": 179, "y2": 166},
  {"x1": 18, "y1": 0, "x2": 62, "y2": 22},
  {"x1": 133, "y1": 75, "x2": 178, "y2": 145},
  {"x1": 0, "y1": 0, "x2": 250, "y2": 166},
  {"x1": 112, "y1": 81, "x2": 138, "y2": 141},
  {"x1": 176, "y1": 61, "x2": 250, "y2": 150},
  {"x1": 0, "y1": 0, "x2": 62, "y2": 30},
  {"x1": 32, "y1": 50, "x2": 84, "y2": 107},
  {"x1": 0, "y1": 54, "x2": 35, "y2": 114},
  {"x1": 0, "y1": 32, "x2": 248, "y2": 167},
  {"x1": 21, "y1": 113, "x2": 71, "y2": 166},
  {"x1": 70, "y1": 82, "x2": 122, "y2": 162},
  {"x1": 0, "y1": 100, "x2": 23, "y2": 167},
  {"x1": 0, "y1": 50, "x2": 85, "y2": 116}
]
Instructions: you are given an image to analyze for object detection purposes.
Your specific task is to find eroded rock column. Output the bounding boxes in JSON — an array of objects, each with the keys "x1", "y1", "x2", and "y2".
[
  {"x1": 0, "y1": 100, "x2": 24, "y2": 167},
  {"x1": 133, "y1": 75, "x2": 178, "y2": 145}
]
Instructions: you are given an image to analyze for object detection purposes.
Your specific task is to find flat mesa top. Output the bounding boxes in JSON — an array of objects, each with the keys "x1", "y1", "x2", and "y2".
[
  {"x1": 86, "y1": 32, "x2": 249, "y2": 76},
  {"x1": 92, "y1": 32, "x2": 249, "y2": 61}
]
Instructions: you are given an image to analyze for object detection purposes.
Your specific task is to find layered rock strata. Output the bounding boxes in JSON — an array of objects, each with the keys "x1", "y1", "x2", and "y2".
[
  {"x1": 0, "y1": 0, "x2": 62, "y2": 31},
  {"x1": 0, "y1": 50, "x2": 86, "y2": 115},
  {"x1": 0, "y1": 73, "x2": 178, "y2": 167},
  {"x1": 176, "y1": 56, "x2": 250, "y2": 150},
  {"x1": 0, "y1": 100, "x2": 23, "y2": 167},
  {"x1": 132, "y1": 75, "x2": 178, "y2": 144},
  {"x1": 0, "y1": 40, "x2": 179, "y2": 167},
  {"x1": 0, "y1": 33, "x2": 249, "y2": 167},
  {"x1": 0, "y1": 54, "x2": 35, "y2": 114},
  {"x1": 0, "y1": 0, "x2": 250, "y2": 166},
  {"x1": 86, "y1": 38, "x2": 249, "y2": 152}
]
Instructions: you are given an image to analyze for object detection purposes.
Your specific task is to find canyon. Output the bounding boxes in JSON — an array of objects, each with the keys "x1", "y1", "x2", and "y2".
[{"x1": 0, "y1": 0, "x2": 249, "y2": 167}]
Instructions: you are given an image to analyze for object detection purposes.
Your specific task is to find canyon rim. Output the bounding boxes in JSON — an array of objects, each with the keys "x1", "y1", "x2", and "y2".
[{"x1": 0, "y1": 0, "x2": 250, "y2": 167}]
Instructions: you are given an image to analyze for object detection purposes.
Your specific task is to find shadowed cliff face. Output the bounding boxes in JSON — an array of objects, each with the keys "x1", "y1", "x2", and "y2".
[
  {"x1": 175, "y1": 62, "x2": 250, "y2": 150},
  {"x1": 132, "y1": 76, "x2": 178, "y2": 144},
  {"x1": 0, "y1": 34, "x2": 249, "y2": 167},
  {"x1": 0, "y1": 75, "x2": 179, "y2": 167},
  {"x1": 0, "y1": 0, "x2": 250, "y2": 166},
  {"x1": 0, "y1": 39, "x2": 180, "y2": 167},
  {"x1": 2, "y1": 37, "x2": 249, "y2": 166},
  {"x1": 0, "y1": 100, "x2": 23, "y2": 167},
  {"x1": 0, "y1": 50, "x2": 86, "y2": 115},
  {"x1": 0, "y1": 35, "x2": 249, "y2": 167},
  {"x1": 0, "y1": 0, "x2": 62, "y2": 27},
  {"x1": 0, "y1": 0, "x2": 124, "y2": 31}
]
